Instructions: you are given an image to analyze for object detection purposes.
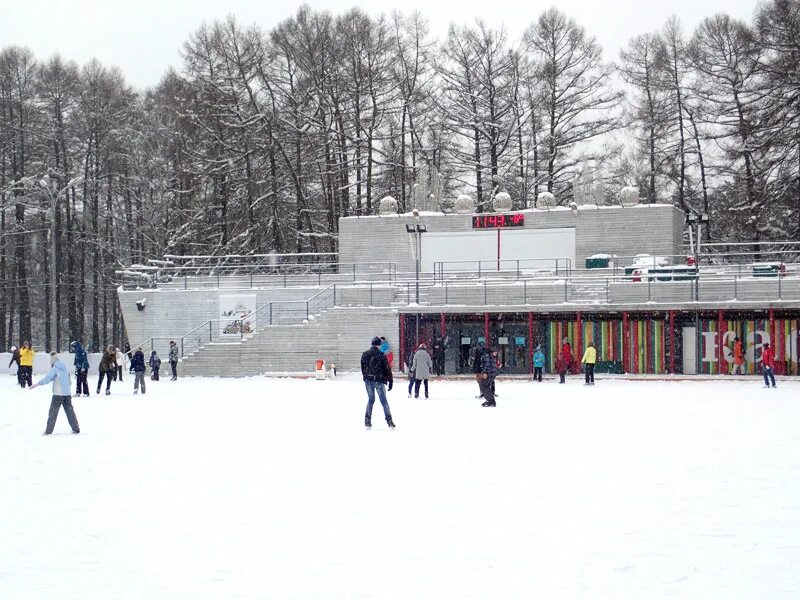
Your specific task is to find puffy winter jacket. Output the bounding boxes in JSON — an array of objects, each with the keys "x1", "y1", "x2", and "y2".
[
  {"x1": 130, "y1": 351, "x2": 146, "y2": 373},
  {"x1": 762, "y1": 347, "x2": 775, "y2": 369},
  {"x1": 99, "y1": 351, "x2": 117, "y2": 373},
  {"x1": 533, "y1": 350, "x2": 545, "y2": 369},
  {"x1": 361, "y1": 346, "x2": 393, "y2": 384},
  {"x1": 36, "y1": 358, "x2": 72, "y2": 396},
  {"x1": 8, "y1": 349, "x2": 20, "y2": 368},
  {"x1": 480, "y1": 350, "x2": 497, "y2": 379},
  {"x1": 71, "y1": 341, "x2": 90, "y2": 371},
  {"x1": 19, "y1": 348, "x2": 34, "y2": 367},
  {"x1": 411, "y1": 348, "x2": 433, "y2": 379},
  {"x1": 581, "y1": 346, "x2": 597, "y2": 365},
  {"x1": 149, "y1": 352, "x2": 161, "y2": 369},
  {"x1": 169, "y1": 345, "x2": 179, "y2": 362}
]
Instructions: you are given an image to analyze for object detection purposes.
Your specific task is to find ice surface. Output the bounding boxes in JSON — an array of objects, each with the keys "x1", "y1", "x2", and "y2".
[{"x1": 2, "y1": 375, "x2": 800, "y2": 599}]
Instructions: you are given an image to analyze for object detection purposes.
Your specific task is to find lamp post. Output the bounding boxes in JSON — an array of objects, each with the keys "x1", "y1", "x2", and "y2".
[
  {"x1": 37, "y1": 175, "x2": 82, "y2": 352},
  {"x1": 405, "y1": 209, "x2": 427, "y2": 344}
]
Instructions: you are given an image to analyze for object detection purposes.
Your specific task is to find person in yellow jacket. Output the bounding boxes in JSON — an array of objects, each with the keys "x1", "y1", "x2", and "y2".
[
  {"x1": 581, "y1": 341, "x2": 597, "y2": 386},
  {"x1": 19, "y1": 340, "x2": 35, "y2": 388}
]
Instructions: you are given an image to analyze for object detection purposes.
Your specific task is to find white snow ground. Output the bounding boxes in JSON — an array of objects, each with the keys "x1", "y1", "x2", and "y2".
[{"x1": 2, "y1": 374, "x2": 799, "y2": 599}]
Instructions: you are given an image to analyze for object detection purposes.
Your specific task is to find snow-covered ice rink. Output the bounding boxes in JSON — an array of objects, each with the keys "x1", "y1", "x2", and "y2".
[{"x1": 2, "y1": 374, "x2": 799, "y2": 599}]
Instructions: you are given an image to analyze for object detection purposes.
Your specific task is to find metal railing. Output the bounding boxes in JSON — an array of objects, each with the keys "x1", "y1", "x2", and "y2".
[{"x1": 433, "y1": 258, "x2": 573, "y2": 282}]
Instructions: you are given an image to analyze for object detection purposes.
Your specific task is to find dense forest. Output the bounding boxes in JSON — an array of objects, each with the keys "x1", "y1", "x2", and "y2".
[{"x1": 1, "y1": 1, "x2": 799, "y2": 350}]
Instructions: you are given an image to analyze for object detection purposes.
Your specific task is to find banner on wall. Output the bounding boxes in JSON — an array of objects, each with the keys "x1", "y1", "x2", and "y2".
[
  {"x1": 697, "y1": 318, "x2": 799, "y2": 374},
  {"x1": 219, "y1": 295, "x2": 257, "y2": 337}
]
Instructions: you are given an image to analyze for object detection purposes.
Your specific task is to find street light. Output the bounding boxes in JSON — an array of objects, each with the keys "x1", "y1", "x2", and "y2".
[
  {"x1": 406, "y1": 209, "x2": 427, "y2": 345},
  {"x1": 37, "y1": 175, "x2": 82, "y2": 352}
]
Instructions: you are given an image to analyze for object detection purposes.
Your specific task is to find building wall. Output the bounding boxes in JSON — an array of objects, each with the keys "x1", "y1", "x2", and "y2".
[
  {"x1": 118, "y1": 287, "x2": 328, "y2": 357},
  {"x1": 339, "y1": 204, "x2": 685, "y2": 273}
]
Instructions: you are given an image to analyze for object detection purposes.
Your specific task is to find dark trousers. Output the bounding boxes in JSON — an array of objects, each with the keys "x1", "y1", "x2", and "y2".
[
  {"x1": 19, "y1": 366, "x2": 32, "y2": 388},
  {"x1": 559, "y1": 370, "x2": 567, "y2": 384},
  {"x1": 479, "y1": 377, "x2": 495, "y2": 405},
  {"x1": 585, "y1": 363, "x2": 595, "y2": 385},
  {"x1": 533, "y1": 367, "x2": 543, "y2": 382},
  {"x1": 115, "y1": 365, "x2": 123, "y2": 381},
  {"x1": 414, "y1": 378, "x2": 429, "y2": 398},
  {"x1": 45, "y1": 395, "x2": 80, "y2": 434},
  {"x1": 170, "y1": 361, "x2": 178, "y2": 379},
  {"x1": 364, "y1": 380, "x2": 392, "y2": 425},
  {"x1": 75, "y1": 369, "x2": 89, "y2": 396},
  {"x1": 408, "y1": 377, "x2": 416, "y2": 395},
  {"x1": 97, "y1": 371, "x2": 112, "y2": 393},
  {"x1": 152, "y1": 367, "x2": 160, "y2": 381},
  {"x1": 14, "y1": 366, "x2": 22, "y2": 387},
  {"x1": 763, "y1": 367, "x2": 776, "y2": 387}
]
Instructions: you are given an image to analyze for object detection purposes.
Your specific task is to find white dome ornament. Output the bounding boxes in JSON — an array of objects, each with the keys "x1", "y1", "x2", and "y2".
[
  {"x1": 493, "y1": 191, "x2": 512, "y2": 212},
  {"x1": 619, "y1": 187, "x2": 640, "y2": 207},
  {"x1": 379, "y1": 196, "x2": 398, "y2": 215},
  {"x1": 537, "y1": 192, "x2": 556, "y2": 209},
  {"x1": 454, "y1": 194, "x2": 475, "y2": 214}
]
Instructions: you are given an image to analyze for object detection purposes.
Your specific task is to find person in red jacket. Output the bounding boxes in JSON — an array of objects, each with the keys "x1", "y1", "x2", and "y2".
[
  {"x1": 761, "y1": 342, "x2": 777, "y2": 388},
  {"x1": 556, "y1": 338, "x2": 573, "y2": 384}
]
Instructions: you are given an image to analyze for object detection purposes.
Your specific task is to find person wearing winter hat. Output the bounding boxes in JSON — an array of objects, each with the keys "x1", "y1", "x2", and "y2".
[
  {"x1": 31, "y1": 352, "x2": 80, "y2": 435},
  {"x1": 361, "y1": 336, "x2": 395, "y2": 429},
  {"x1": 70, "y1": 340, "x2": 90, "y2": 397},
  {"x1": 411, "y1": 342, "x2": 433, "y2": 399}
]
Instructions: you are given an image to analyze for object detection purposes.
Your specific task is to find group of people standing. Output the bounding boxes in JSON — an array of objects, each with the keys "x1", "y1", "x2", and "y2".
[
  {"x1": 23, "y1": 340, "x2": 182, "y2": 435},
  {"x1": 8, "y1": 342, "x2": 34, "y2": 388},
  {"x1": 730, "y1": 336, "x2": 778, "y2": 387}
]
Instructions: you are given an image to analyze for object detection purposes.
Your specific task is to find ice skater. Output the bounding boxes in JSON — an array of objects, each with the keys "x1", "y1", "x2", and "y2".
[
  {"x1": 411, "y1": 342, "x2": 432, "y2": 399},
  {"x1": 97, "y1": 346, "x2": 117, "y2": 395},
  {"x1": 149, "y1": 350, "x2": 161, "y2": 380},
  {"x1": 70, "y1": 340, "x2": 90, "y2": 397},
  {"x1": 761, "y1": 342, "x2": 777, "y2": 388},
  {"x1": 19, "y1": 341, "x2": 34, "y2": 388},
  {"x1": 581, "y1": 341, "x2": 597, "y2": 386},
  {"x1": 479, "y1": 345, "x2": 497, "y2": 407},
  {"x1": 30, "y1": 352, "x2": 80, "y2": 435},
  {"x1": 8, "y1": 345, "x2": 21, "y2": 386},
  {"x1": 130, "y1": 347, "x2": 147, "y2": 394},
  {"x1": 168, "y1": 341, "x2": 179, "y2": 380},
  {"x1": 533, "y1": 345, "x2": 545, "y2": 382},
  {"x1": 556, "y1": 338, "x2": 573, "y2": 384},
  {"x1": 361, "y1": 336, "x2": 395, "y2": 429}
]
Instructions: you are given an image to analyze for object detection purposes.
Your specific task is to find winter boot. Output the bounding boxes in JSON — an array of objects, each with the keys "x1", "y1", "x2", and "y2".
[
  {"x1": 105, "y1": 390, "x2": 111, "y2": 396},
  {"x1": 387, "y1": 419, "x2": 396, "y2": 429},
  {"x1": 365, "y1": 416, "x2": 372, "y2": 429}
]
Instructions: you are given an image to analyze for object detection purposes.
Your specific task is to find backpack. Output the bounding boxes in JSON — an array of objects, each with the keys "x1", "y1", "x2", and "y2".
[{"x1": 152, "y1": 356, "x2": 161, "y2": 368}]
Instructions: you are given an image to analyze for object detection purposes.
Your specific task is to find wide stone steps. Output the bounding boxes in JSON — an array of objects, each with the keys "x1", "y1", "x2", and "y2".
[{"x1": 178, "y1": 307, "x2": 398, "y2": 377}]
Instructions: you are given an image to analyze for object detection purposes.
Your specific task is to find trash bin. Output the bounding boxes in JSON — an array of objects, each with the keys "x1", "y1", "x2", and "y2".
[{"x1": 315, "y1": 359, "x2": 326, "y2": 380}]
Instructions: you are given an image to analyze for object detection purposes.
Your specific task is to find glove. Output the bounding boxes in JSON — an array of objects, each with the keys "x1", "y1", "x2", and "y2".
[{"x1": 387, "y1": 381, "x2": 393, "y2": 391}]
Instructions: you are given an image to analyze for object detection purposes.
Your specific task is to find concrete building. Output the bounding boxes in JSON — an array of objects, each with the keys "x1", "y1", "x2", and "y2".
[{"x1": 118, "y1": 204, "x2": 800, "y2": 378}]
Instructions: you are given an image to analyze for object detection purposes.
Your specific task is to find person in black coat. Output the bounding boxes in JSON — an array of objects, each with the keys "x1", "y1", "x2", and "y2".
[
  {"x1": 361, "y1": 336, "x2": 395, "y2": 429},
  {"x1": 129, "y1": 348, "x2": 147, "y2": 395},
  {"x1": 8, "y1": 345, "x2": 21, "y2": 387},
  {"x1": 479, "y1": 347, "x2": 498, "y2": 407}
]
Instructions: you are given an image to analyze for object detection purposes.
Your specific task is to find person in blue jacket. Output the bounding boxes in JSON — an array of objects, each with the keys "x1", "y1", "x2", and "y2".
[
  {"x1": 31, "y1": 352, "x2": 80, "y2": 435},
  {"x1": 129, "y1": 347, "x2": 147, "y2": 395},
  {"x1": 533, "y1": 345, "x2": 545, "y2": 382},
  {"x1": 70, "y1": 340, "x2": 90, "y2": 397},
  {"x1": 149, "y1": 351, "x2": 161, "y2": 381}
]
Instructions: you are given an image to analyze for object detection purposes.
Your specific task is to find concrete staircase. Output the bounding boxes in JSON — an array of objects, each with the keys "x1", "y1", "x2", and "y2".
[{"x1": 178, "y1": 306, "x2": 398, "y2": 376}]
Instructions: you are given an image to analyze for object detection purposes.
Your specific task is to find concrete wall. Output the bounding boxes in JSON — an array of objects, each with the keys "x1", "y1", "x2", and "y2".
[
  {"x1": 338, "y1": 204, "x2": 684, "y2": 273},
  {"x1": 118, "y1": 286, "x2": 330, "y2": 357},
  {"x1": 2, "y1": 352, "x2": 104, "y2": 379}
]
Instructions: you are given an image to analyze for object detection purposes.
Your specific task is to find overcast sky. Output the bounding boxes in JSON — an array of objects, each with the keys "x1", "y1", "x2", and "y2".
[{"x1": 0, "y1": 0, "x2": 760, "y2": 89}]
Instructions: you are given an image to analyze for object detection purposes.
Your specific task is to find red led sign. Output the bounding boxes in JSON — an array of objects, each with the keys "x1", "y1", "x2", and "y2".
[{"x1": 471, "y1": 213, "x2": 525, "y2": 229}]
